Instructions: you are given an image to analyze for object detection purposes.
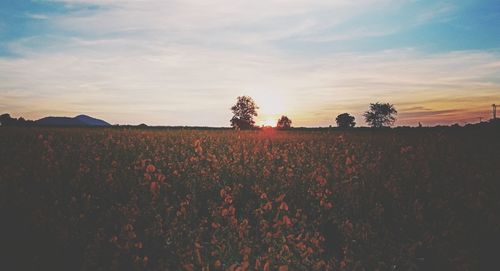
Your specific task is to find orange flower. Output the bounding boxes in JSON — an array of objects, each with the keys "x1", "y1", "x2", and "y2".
[
  {"x1": 260, "y1": 193, "x2": 268, "y2": 200},
  {"x1": 279, "y1": 265, "x2": 289, "y2": 271},
  {"x1": 262, "y1": 201, "x2": 272, "y2": 210},
  {"x1": 241, "y1": 261, "x2": 250, "y2": 270},
  {"x1": 345, "y1": 157, "x2": 352, "y2": 166},
  {"x1": 282, "y1": 244, "x2": 290, "y2": 253},
  {"x1": 316, "y1": 176, "x2": 327, "y2": 186},
  {"x1": 146, "y1": 164, "x2": 156, "y2": 173},
  {"x1": 195, "y1": 249, "x2": 202, "y2": 265},
  {"x1": 228, "y1": 206, "x2": 235, "y2": 216},
  {"x1": 263, "y1": 262, "x2": 270, "y2": 271},
  {"x1": 254, "y1": 259, "x2": 261, "y2": 269},
  {"x1": 282, "y1": 215, "x2": 292, "y2": 226},
  {"x1": 279, "y1": 202, "x2": 289, "y2": 211},
  {"x1": 150, "y1": 181, "x2": 158, "y2": 193},
  {"x1": 296, "y1": 242, "x2": 306, "y2": 250},
  {"x1": 276, "y1": 194, "x2": 286, "y2": 202}
]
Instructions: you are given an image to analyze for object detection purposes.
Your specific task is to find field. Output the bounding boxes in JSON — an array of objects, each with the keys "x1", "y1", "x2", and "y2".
[{"x1": 1, "y1": 127, "x2": 499, "y2": 270}]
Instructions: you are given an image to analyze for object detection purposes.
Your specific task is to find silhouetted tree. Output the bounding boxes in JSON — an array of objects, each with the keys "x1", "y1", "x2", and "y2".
[
  {"x1": 0, "y1": 114, "x2": 18, "y2": 126},
  {"x1": 230, "y1": 96, "x2": 259, "y2": 129},
  {"x1": 276, "y1": 115, "x2": 292, "y2": 129},
  {"x1": 0, "y1": 113, "x2": 34, "y2": 126},
  {"x1": 363, "y1": 102, "x2": 397, "y2": 128},
  {"x1": 0, "y1": 114, "x2": 11, "y2": 126},
  {"x1": 335, "y1": 113, "x2": 356, "y2": 128}
]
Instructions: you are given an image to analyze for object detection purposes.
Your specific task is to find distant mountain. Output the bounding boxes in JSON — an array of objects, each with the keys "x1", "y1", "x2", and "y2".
[
  {"x1": 36, "y1": 115, "x2": 110, "y2": 126},
  {"x1": 74, "y1": 115, "x2": 110, "y2": 126}
]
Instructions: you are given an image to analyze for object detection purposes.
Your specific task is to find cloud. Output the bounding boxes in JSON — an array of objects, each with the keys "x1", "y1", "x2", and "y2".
[
  {"x1": 1, "y1": 0, "x2": 499, "y2": 126},
  {"x1": 415, "y1": 1, "x2": 457, "y2": 24},
  {"x1": 2, "y1": 37, "x2": 499, "y2": 126},
  {"x1": 41, "y1": 0, "x2": 408, "y2": 46},
  {"x1": 399, "y1": 109, "x2": 462, "y2": 118},
  {"x1": 25, "y1": 13, "x2": 50, "y2": 20}
]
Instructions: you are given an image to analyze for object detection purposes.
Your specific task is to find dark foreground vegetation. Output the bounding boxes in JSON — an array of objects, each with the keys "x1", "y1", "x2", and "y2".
[{"x1": 1, "y1": 127, "x2": 499, "y2": 270}]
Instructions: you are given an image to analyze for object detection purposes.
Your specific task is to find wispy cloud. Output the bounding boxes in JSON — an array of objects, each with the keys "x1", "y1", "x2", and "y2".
[
  {"x1": 25, "y1": 13, "x2": 50, "y2": 20},
  {"x1": 415, "y1": 1, "x2": 457, "y2": 24}
]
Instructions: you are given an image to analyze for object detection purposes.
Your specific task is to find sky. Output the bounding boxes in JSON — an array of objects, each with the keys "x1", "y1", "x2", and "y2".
[{"x1": 1, "y1": 0, "x2": 499, "y2": 127}]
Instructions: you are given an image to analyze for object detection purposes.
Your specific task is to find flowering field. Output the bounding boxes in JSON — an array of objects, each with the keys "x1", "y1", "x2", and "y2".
[{"x1": 1, "y1": 127, "x2": 499, "y2": 270}]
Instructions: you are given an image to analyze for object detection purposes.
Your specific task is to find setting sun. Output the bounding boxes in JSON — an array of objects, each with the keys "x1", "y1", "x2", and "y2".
[
  {"x1": 260, "y1": 119, "x2": 276, "y2": 127},
  {"x1": 248, "y1": 90, "x2": 288, "y2": 127}
]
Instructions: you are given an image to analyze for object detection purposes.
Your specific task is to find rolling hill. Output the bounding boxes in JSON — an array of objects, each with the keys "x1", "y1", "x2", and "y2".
[{"x1": 36, "y1": 114, "x2": 110, "y2": 126}]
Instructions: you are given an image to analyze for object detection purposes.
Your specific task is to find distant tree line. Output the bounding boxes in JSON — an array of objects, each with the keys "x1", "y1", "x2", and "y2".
[
  {"x1": 229, "y1": 96, "x2": 398, "y2": 129},
  {"x1": 0, "y1": 114, "x2": 34, "y2": 126},
  {"x1": 12, "y1": 99, "x2": 495, "y2": 129}
]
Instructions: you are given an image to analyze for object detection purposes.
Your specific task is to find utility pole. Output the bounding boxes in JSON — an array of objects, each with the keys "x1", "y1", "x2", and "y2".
[
  {"x1": 479, "y1": 117, "x2": 483, "y2": 123},
  {"x1": 493, "y1": 104, "x2": 497, "y2": 120}
]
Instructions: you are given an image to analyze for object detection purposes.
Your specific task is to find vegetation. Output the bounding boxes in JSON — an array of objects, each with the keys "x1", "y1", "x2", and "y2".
[
  {"x1": 364, "y1": 103, "x2": 397, "y2": 128},
  {"x1": 0, "y1": 113, "x2": 34, "y2": 126},
  {"x1": 230, "y1": 96, "x2": 259, "y2": 130},
  {"x1": 335, "y1": 113, "x2": 356, "y2": 128},
  {"x1": 276, "y1": 116, "x2": 292, "y2": 129},
  {"x1": 1, "y1": 127, "x2": 499, "y2": 270}
]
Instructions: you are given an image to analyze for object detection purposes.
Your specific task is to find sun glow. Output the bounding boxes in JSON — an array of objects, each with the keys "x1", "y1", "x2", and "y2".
[
  {"x1": 259, "y1": 98, "x2": 286, "y2": 116},
  {"x1": 249, "y1": 89, "x2": 288, "y2": 127},
  {"x1": 260, "y1": 119, "x2": 277, "y2": 127}
]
